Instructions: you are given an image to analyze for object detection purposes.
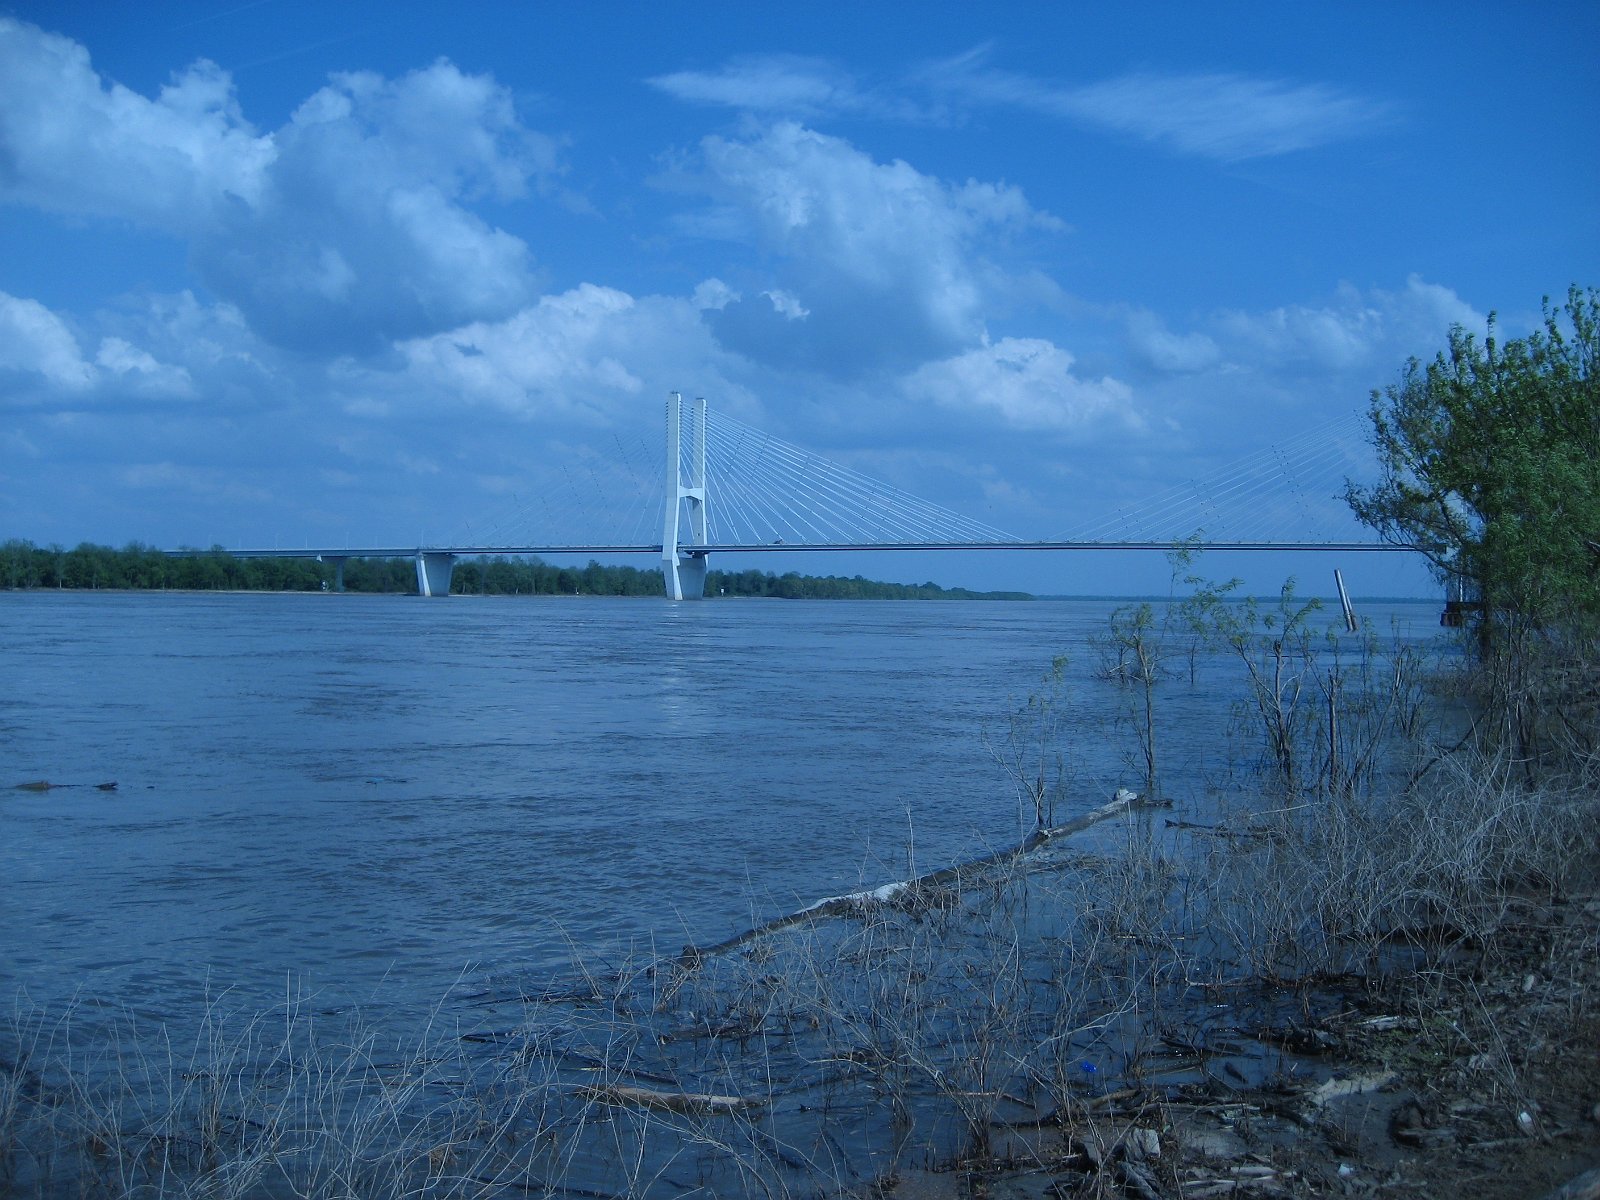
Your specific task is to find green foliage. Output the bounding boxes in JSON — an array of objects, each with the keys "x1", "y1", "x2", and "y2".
[
  {"x1": 0, "y1": 540, "x2": 330, "y2": 592},
  {"x1": 450, "y1": 556, "x2": 663, "y2": 596},
  {"x1": 1346, "y1": 285, "x2": 1600, "y2": 639}
]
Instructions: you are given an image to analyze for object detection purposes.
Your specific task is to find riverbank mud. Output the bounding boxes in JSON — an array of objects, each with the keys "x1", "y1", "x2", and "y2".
[{"x1": 883, "y1": 870, "x2": 1600, "y2": 1200}]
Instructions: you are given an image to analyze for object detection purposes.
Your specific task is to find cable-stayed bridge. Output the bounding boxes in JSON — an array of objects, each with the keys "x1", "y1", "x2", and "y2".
[{"x1": 188, "y1": 392, "x2": 1414, "y2": 598}]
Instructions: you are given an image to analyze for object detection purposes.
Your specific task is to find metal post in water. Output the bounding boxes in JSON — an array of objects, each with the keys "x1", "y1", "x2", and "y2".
[{"x1": 1334, "y1": 568, "x2": 1357, "y2": 633}]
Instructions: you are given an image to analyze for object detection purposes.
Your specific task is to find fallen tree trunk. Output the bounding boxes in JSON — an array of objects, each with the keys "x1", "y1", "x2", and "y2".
[
  {"x1": 577, "y1": 1083, "x2": 761, "y2": 1115},
  {"x1": 681, "y1": 794, "x2": 1134, "y2": 963}
]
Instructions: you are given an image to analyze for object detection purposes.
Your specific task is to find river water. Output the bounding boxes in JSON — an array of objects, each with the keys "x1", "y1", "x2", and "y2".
[{"x1": 1, "y1": 590, "x2": 1443, "y2": 1033}]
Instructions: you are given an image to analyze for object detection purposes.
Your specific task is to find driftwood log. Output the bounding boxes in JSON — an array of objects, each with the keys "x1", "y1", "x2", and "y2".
[
  {"x1": 681, "y1": 794, "x2": 1135, "y2": 963},
  {"x1": 577, "y1": 1083, "x2": 761, "y2": 1115},
  {"x1": 11, "y1": 780, "x2": 117, "y2": 791}
]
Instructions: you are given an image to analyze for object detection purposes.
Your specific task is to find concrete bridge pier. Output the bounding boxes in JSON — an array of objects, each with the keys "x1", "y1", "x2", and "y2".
[
  {"x1": 672, "y1": 550, "x2": 708, "y2": 599},
  {"x1": 415, "y1": 552, "x2": 457, "y2": 597},
  {"x1": 316, "y1": 555, "x2": 347, "y2": 592}
]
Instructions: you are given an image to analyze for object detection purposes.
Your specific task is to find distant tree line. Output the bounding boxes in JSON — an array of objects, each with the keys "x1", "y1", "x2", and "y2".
[
  {"x1": 0, "y1": 541, "x2": 322, "y2": 591},
  {"x1": 704, "y1": 568, "x2": 1030, "y2": 600},
  {"x1": 0, "y1": 540, "x2": 1030, "y2": 600}
]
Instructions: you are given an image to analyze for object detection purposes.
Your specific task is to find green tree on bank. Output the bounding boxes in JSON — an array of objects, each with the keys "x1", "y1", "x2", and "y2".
[
  {"x1": 1345, "y1": 284, "x2": 1600, "y2": 642},
  {"x1": 1346, "y1": 284, "x2": 1599, "y2": 768}
]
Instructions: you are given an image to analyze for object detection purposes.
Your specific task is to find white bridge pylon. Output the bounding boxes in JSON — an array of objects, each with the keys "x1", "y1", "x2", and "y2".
[{"x1": 663, "y1": 391, "x2": 709, "y2": 600}]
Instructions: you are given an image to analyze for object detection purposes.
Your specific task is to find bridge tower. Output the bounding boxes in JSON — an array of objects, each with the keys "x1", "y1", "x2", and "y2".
[{"x1": 662, "y1": 391, "x2": 708, "y2": 599}]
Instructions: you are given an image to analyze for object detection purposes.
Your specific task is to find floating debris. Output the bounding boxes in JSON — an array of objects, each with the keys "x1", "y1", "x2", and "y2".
[{"x1": 12, "y1": 780, "x2": 120, "y2": 792}]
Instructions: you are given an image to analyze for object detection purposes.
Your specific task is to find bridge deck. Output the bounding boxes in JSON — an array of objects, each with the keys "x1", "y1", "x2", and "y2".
[{"x1": 170, "y1": 540, "x2": 1416, "y2": 559}]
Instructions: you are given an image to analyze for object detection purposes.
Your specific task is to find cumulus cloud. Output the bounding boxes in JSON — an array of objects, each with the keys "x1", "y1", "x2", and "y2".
[
  {"x1": 1125, "y1": 310, "x2": 1222, "y2": 374},
  {"x1": 353, "y1": 283, "x2": 740, "y2": 425},
  {"x1": 0, "y1": 18, "x2": 273, "y2": 231},
  {"x1": 95, "y1": 337, "x2": 196, "y2": 398},
  {"x1": 392, "y1": 284, "x2": 643, "y2": 416},
  {"x1": 0, "y1": 291, "x2": 94, "y2": 394},
  {"x1": 0, "y1": 289, "x2": 236, "y2": 408},
  {"x1": 903, "y1": 337, "x2": 1138, "y2": 434},
  {"x1": 691, "y1": 278, "x2": 738, "y2": 311},
  {"x1": 1212, "y1": 275, "x2": 1484, "y2": 373},
  {"x1": 0, "y1": 19, "x2": 556, "y2": 354},
  {"x1": 680, "y1": 121, "x2": 1061, "y2": 374},
  {"x1": 193, "y1": 61, "x2": 554, "y2": 353}
]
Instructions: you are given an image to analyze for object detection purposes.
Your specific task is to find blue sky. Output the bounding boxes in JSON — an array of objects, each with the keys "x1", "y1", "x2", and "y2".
[{"x1": 2, "y1": 2, "x2": 1595, "y2": 596}]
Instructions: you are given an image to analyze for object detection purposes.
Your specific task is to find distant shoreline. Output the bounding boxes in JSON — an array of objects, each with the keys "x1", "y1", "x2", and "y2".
[{"x1": 0, "y1": 585, "x2": 1442, "y2": 604}]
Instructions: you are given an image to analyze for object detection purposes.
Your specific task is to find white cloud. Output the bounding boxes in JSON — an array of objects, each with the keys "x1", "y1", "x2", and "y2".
[
  {"x1": 1, "y1": 286, "x2": 310, "y2": 417},
  {"x1": 0, "y1": 291, "x2": 94, "y2": 393},
  {"x1": 650, "y1": 55, "x2": 865, "y2": 117},
  {"x1": 650, "y1": 48, "x2": 1392, "y2": 162},
  {"x1": 0, "y1": 20, "x2": 554, "y2": 354},
  {"x1": 922, "y1": 49, "x2": 1391, "y2": 161},
  {"x1": 1050, "y1": 72, "x2": 1390, "y2": 161},
  {"x1": 1378, "y1": 275, "x2": 1483, "y2": 343},
  {"x1": 194, "y1": 60, "x2": 551, "y2": 352},
  {"x1": 1213, "y1": 276, "x2": 1484, "y2": 372},
  {"x1": 903, "y1": 337, "x2": 1138, "y2": 433},
  {"x1": 647, "y1": 53, "x2": 939, "y2": 124},
  {"x1": 1125, "y1": 310, "x2": 1222, "y2": 374},
  {"x1": 0, "y1": 18, "x2": 272, "y2": 231},
  {"x1": 684, "y1": 121, "x2": 1061, "y2": 373},
  {"x1": 393, "y1": 284, "x2": 643, "y2": 416},
  {"x1": 320, "y1": 61, "x2": 550, "y2": 203},
  {"x1": 373, "y1": 284, "x2": 743, "y2": 425},
  {"x1": 763, "y1": 289, "x2": 809, "y2": 320},
  {"x1": 95, "y1": 337, "x2": 196, "y2": 398},
  {"x1": 691, "y1": 279, "x2": 738, "y2": 311},
  {"x1": 122, "y1": 292, "x2": 277, "y2": 396}
]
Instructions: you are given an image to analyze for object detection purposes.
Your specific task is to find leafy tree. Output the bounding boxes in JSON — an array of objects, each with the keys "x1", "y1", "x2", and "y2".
[{"x1": 1345, "y1": 285, "x2": 1600, "y2": 640}]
